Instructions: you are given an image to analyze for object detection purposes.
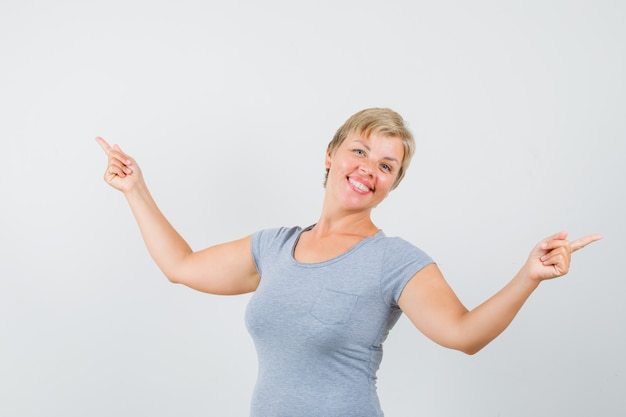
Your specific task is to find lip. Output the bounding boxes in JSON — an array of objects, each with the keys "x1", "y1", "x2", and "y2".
[{"x1": 347, "y1": 175, "x2": 373, "y2": 194}]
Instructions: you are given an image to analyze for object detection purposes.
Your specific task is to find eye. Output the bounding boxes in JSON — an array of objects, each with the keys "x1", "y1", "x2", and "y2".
[
  {"x1": 381, "y1": 163, "x2": 392, "y2": 172},
  {"x1": 352, "y1": 148, "x2": 366, "y2": 156}
]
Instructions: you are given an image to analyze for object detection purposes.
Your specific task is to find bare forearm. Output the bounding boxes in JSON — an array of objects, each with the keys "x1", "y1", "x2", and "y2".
[
  {"x1": 124, "y1": 182, "x2": 192, "y2": 281},
  {"x1": 97, "y1": 138, "x2": 261, "y2": 294},
  {"x1": 457, "y1": 266, "x2": 539, "y2": 354}
]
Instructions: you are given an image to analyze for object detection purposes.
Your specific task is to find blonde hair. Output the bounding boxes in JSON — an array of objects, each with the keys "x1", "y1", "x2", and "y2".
[{"x1": 324, "y1": 108, "x2": 415, "y2": 190}]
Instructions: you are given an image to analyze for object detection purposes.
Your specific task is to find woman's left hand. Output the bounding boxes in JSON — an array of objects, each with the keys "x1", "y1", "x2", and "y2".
[{"x1": 526, "y1": 231, "x2": 602, "y2": 282}]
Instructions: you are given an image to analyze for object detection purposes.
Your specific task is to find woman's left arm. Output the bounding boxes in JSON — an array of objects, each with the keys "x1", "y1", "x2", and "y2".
[{"x1": 398, "y1": 231, "x2": 602, "y2": 355}]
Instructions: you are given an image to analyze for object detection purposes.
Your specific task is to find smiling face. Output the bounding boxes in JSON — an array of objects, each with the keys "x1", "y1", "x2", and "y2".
[
  {"x1": 324, "y1": 131, "x2": 405, "y2": 213},
  {"x1": 323, "y1": 108, "x2": 415, "y2": 191}
]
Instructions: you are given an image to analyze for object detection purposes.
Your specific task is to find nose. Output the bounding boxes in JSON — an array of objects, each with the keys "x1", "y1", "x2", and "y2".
[{"x1": 359, "y1": 159, "x2": 375, "y2": 176}]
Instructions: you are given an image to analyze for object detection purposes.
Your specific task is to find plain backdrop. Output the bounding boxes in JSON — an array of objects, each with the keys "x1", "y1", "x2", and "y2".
[{"x1": 1, "y1": 0, "x2": 624, "y2": 416}]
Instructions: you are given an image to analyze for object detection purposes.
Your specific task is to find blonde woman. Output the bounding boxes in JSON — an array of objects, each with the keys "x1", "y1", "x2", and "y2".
[{"x1": 97, "y1": 108, "x2": 601, "y2": 417}]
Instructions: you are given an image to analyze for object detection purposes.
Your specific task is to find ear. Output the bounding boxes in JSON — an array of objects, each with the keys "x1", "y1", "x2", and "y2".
[{"x1": 325, "y1": 149, "x2": 332, "y2": 169}]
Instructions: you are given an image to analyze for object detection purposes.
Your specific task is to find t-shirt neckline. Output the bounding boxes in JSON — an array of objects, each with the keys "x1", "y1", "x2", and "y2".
[{"x1": 290, "y1": 224, "x2": 384, "y2": 267}]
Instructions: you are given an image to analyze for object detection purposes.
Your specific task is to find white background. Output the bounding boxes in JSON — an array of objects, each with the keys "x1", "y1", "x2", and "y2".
[{"x1": 1, "y1": 0, "x2": 624, "y2": 416}]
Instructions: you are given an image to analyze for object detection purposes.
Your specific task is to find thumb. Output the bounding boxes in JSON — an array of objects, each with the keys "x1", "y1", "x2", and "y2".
[{"x1": 540, "y1": 231, "x2": 568, "y2": 249}]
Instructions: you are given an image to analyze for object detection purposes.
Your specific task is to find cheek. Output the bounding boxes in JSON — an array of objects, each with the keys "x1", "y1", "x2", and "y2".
[
  {"x1": 380, "y1": 173, "x2": 399, "y2": 193},
  {"x1": 331, "y1": 156, "x2": 355, "y2": 175}
]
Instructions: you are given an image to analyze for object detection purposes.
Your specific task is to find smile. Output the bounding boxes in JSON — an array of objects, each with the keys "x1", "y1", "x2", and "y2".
[{"x1": 348, "y1": 177, "x2": 371, "y2": 193}]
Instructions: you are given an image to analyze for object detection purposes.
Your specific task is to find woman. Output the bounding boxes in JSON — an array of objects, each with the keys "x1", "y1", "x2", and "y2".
[{"x1": 97, "y1": 108, "x2": 601, "y2": 417}]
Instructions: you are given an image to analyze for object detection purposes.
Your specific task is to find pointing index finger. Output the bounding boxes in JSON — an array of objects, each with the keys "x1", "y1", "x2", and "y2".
[
  {"x1": 95, "y1": 137, "x2": 112, "y2": 154},
  {"x1": 571, "y1": 234, "x2": 603, "y2": 252}
]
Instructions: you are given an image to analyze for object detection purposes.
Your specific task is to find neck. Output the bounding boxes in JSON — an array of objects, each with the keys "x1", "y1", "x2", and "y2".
[{"x1": 313, "y1": 204, "x2": 378, "y2": 238}]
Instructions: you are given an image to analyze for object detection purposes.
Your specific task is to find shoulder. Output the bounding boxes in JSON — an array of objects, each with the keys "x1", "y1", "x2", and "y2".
[
  {"x1": 251, "y1": 225, "x2": 304, "y2": 253},
  {"x1": 377, "y1": 233, "x2": 433, "y2": 265},
  {"x1": 253, "y1": 225, "x2": 303, "y2": 243},
  {"x1": 376, "y1": 234, "x2": 435, "y2": 305}
]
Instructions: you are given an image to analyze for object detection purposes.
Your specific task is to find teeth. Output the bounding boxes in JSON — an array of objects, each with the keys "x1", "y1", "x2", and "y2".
[{"x1": 349, "y1": 178, "x2": 370, "y2": 192}]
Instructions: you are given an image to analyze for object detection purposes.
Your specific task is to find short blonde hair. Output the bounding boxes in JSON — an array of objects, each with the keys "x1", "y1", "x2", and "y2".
[{"x1": 324, "y1": 108, "x2": 415, "y2": 190}]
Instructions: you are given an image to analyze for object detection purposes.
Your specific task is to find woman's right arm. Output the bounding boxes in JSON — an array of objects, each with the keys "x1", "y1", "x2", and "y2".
[{"x1": 96, "y1": 137, "x2": 259, "y2": 295}]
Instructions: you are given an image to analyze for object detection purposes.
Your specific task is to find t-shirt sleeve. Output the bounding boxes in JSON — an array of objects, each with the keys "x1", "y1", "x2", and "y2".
[
  {"x1": 250, "y1": 229, "x2": 266, "y2": 276},
  {"x1": 381, "y1": 237, "x2": 434, "y2": 306},
  {"x1": 251, "y1": 227, "x2": 300, "y2": 277}
]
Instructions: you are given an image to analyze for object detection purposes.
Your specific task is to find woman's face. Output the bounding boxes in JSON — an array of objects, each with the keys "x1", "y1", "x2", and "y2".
[{"x1": 325, "y1": 131, "x2": 404, "y2": 212}]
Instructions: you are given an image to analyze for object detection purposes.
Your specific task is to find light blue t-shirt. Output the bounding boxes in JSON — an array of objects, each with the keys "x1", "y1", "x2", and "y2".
[{"x1": 245, "y1": 226, "x2": 434, "y2": 417}]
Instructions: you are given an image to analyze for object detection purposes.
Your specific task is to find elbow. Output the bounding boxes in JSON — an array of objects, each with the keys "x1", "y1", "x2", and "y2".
[
  {"x1": 165, "y1": 272, "x2": 184, "y2": 285},
  {"x1": 448, "y1": 326, "x2": 491, "y2": 355},
  {"x1": 446, "y1": 339, "x2": 487, "y2": 356},
  {"x1": 460, "y1": 345, "x2": 482, "y2": 356},
  {"x1": 158, "y1": 261, "x2": 189, "y2": 285},
  {"x1": 163, "y1": 268, "x2": 184, "y2": 285},
  {"x1": 458, "y1": 337, "x2": 490, "y2": 355}
]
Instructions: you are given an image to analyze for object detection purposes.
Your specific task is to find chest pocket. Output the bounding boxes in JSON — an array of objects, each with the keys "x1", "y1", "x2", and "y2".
[{"x1": 310, "y1": 289, "x2": 359, "y2": 325}]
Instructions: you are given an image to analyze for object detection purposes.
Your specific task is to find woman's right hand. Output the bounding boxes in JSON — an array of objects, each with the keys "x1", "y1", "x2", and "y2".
[{"x1": 96, "y1": 137, "x2": 143, "y2": 194}]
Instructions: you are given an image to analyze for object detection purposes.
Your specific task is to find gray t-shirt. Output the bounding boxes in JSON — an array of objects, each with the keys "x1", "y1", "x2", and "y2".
[{"x1": 245, "y1": 226, "x2": 434, "y2": 417}]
